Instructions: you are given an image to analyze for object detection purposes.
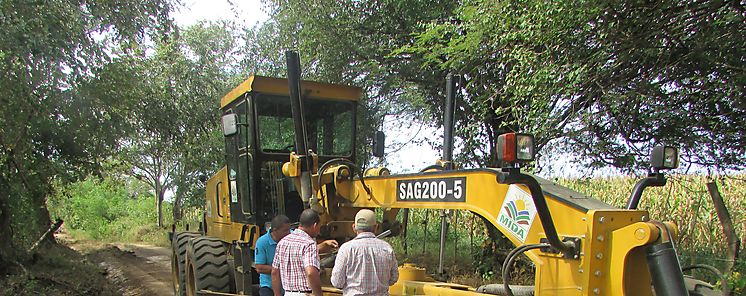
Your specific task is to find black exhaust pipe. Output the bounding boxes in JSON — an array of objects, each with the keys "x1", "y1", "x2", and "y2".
[
  {"x1": 437, "y1": 73, "x2": 458, "y2": 276},
  {"x1": 285, "y1": 51, "x2": 308, "y2": 156},
  {"x1": 285, "y1": 51, "x2": 313, "y2": 208},
  {"x1": 442, "y1": 73, "x2": 457, "y2": 167}
]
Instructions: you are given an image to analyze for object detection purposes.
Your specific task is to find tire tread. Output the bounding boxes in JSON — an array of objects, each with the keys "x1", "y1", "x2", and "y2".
[{"x1": 187, "y1": 236, "x2": 233, "y2": 294}]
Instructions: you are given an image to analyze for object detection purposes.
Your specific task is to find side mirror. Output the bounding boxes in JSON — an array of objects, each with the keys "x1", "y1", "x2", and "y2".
[
  {"x1": 222, "y1": 114, "x2": 238, "y2": 136},
  {"x1": 373, "y1": 131, "x2": 385, "y2": 157}
]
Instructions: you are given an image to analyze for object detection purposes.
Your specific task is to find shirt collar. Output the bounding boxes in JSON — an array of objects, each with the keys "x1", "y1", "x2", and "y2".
[
  {"x1": 294, "y1": 228, "x2": 313, "y2": 240},
  {"x1": 268, "y1": 232, "x2": 278, "y2": 244},
  {"x1": 354, "y1": 232, "x2": 376, "y2": 239}
]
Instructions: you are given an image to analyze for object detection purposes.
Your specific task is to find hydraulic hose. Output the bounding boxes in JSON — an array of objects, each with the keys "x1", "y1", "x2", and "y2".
[
  {"x1": 501, "y1": 243, "x2": 548, "y2": 296},
  {"x1": 647, "y1": 242, "x2": 689, "y2": 296},
  {"x1": 317, "y1": 158, "x2": 371, "y2": 198},
  {"x1": 476, "y1": 284, "x2": 534, "y2": 296},
  {"x1": 647, "y1": 222, "x2": 688, "y2": 296}
]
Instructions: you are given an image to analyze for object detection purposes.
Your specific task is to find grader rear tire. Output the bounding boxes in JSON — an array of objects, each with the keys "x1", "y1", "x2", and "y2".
[
  {"x1": 172, "y1": 231, "x2": 200, "y2": 296},
  {"x1": 185, "y1": 236, "x2": 234, "y2": 296}
]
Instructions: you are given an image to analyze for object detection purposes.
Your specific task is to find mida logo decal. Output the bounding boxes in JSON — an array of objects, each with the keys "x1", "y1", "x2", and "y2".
[{"x1": 497, "y1": 185, "x2": 537, "y2": 242}]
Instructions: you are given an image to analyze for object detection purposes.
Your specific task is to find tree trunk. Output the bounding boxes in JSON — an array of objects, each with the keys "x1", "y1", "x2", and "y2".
[
  {"x1": 35, "y1": 194, "x2": 53, "y2": 242},
  {"x1": 157, "y1": 190, "x2": 164, "y2": 227},
  {"x1": 172, "y1": 195, "x2": 182, "y2": 222},
  {"x1": 0, "y1": 176, "x2": 14, "y2": 274},
  {"x1": 706, "y1": 181, "x2": 739, "y2": 296}
]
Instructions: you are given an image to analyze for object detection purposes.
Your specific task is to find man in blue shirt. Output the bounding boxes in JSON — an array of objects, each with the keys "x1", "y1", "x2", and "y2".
[{"x1": 255, "y1": 215, "x2": 291, "y2": 296}]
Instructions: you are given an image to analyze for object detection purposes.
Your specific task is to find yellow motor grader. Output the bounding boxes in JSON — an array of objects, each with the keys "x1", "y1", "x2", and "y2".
[{"x1": 170, "y1": 51, "x2": 720, "y2": 296}]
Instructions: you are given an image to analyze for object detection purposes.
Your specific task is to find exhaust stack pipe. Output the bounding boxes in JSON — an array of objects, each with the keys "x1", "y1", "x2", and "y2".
[
  {"x1": 442, "y1": 73, "x2": 457, "y2": 167},
  {"x1": 438, "y1": 73, "x2": 458, "y2": 277},
  {"x1": 285, "y1": 51, "x2": 313, "y2": 208}
]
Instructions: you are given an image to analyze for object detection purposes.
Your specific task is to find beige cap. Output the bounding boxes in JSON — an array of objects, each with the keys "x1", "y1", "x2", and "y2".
[{"x1": 354, "y1": 209, "x2": 377, "y2": 231}]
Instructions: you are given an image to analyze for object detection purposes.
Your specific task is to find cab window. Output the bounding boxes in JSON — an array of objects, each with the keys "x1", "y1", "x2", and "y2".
[{"x1": 255, "y1": 94, "x2": 354, "y2": 156}]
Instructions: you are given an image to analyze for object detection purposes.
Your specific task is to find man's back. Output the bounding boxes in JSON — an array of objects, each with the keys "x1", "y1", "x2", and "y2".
[
  {"x1": 273, "y1": 229, "x2": 319, "y2": 292},
  {"x1": 331, "y1": 233, "x2": 399, "y2": 296}
]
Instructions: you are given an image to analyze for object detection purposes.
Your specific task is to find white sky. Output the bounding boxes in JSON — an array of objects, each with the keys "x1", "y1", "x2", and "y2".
[
  {"x1": 379, "y1": 119, "x2": 443, "y2": 174},
  {"x1": 172, "y1": 0, "x2": 269, "y2": 27}
]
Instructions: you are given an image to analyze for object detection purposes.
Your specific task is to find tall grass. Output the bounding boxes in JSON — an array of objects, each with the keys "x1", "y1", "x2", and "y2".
[{"x1": 557, "y1": 175, "x2": 745, "y2": 267}]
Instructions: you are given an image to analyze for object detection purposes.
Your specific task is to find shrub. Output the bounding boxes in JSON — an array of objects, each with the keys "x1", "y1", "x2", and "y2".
[{"x1": 49, "y1": 176, "x2": 172, "y2": 245}]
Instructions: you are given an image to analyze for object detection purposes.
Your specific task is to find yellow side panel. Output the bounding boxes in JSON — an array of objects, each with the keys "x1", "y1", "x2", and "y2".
[
  {"x1": 204, "y1": 166, "x2": 261, "y2": 247},
  {"x1": 205, "y1": 167, "x2": 231, "y2": 224},
  {"x1": 207, "y1": 221, "x2": 260, "y2": 248}
]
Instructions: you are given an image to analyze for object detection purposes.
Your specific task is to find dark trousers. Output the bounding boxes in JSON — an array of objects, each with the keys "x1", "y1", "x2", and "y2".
[{"x1": 258, "y1": 286, "x2": 275, "y2": 296}]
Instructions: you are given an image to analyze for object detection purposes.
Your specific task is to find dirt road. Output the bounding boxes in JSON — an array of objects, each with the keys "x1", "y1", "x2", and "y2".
[{"x1": 62, "y1": 235, "x2": 174, "y2": 296}]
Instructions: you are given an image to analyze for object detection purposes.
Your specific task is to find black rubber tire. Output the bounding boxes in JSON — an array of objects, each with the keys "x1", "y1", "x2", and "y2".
[
  {"x1": 185, "y1": 236, "x2": 234, "y2": 296},
  {"x1": 172, "y1": 231, "x2": 200, "y2": 296}
]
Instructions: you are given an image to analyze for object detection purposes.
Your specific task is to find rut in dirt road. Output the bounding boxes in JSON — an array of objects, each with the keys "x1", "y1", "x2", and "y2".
[{"x1": 88, "y1": 243, "x2": 174, "y2": 296}]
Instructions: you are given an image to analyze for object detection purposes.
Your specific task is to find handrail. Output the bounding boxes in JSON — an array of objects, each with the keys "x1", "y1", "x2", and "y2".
[{"x1": 626, "y1": 173, "x2": 667, "y2": 209}]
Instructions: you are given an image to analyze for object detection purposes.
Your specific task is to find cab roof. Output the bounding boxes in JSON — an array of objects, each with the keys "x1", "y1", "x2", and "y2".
[{"x1": 220, "y1": 75, "x2": 363, "y2": 109}]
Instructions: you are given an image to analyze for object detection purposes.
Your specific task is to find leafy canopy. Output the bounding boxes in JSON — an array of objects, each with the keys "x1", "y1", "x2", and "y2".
[{"x1": 262, "y1": 0, "x2": 745, "y2": 172}]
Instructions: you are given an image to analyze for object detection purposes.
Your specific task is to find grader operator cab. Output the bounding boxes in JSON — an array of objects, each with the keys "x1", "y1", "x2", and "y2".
[{"x1": 170, "y1": 51, "x2": 719, "y2": 296}]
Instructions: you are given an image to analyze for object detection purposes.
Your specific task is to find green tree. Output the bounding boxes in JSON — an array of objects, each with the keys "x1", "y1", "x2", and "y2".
[
  {"x1": 258, "y1": 0, "x2": 461, "y2": 166},
  {"x1": 254, "y1": 3, "x2": 745, "y2": 277},
  {"x1": 102, "y1": 22, "x2": 239, "y2": 226},
  {"x1": 260, "y1": 0, "x2": 745, "y2": 172},
  {"x1": 0, "y1": 0, "x2": 173, "y2": 269},
  {"x1": 411, "y1": 0, "x2": 745, "y2": 171}
]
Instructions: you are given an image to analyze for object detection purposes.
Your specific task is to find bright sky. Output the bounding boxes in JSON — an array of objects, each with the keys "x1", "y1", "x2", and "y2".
[
  {"x1": 172, "y1": 0, "x2": 269, "y2": 27},
  {"x1": 380, "y1": 119, "x2": 443, "y2": 173}
]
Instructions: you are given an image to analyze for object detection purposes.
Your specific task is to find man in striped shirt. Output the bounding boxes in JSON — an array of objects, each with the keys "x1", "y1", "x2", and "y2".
[
  {"x1": 271, "y1": 209, "x2": 337, "y2": 296},
  {"x1": 331, "y1": 209, "x2": 399, "y2": 296}
]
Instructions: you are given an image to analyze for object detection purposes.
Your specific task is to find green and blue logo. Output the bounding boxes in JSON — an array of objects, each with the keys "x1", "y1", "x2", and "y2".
[{"x1": 497, "y1": 185, "x2": 537, "y2": 242}]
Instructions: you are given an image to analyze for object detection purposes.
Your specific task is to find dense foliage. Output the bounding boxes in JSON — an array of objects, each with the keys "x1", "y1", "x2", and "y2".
[
  {"x1": 260, "y1": 0, "x2": 745, "y2": 171},
  {"x1": 1, "y1": 0, "x2": 743, "y2": 291},
  {"x1": 85, "y1": 22, "x2": 240, "y2": 226},
  {"x1": 48, "y1": 176, "x2": 169, "y2": 244},
  {"x1": 0, "y1": 0, "x2": 173, "y2": 269}
]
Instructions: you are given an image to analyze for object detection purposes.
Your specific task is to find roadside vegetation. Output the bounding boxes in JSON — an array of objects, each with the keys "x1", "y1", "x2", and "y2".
[
  {"x1": 48, "y1": 177, "x2": 173, "y2": 247},
  {"x1": 0, "y1": 242, "x2": 121, "y2": 296},
  {"x1": 1, "y1": 0, "x2": 743, "y2": 295}
]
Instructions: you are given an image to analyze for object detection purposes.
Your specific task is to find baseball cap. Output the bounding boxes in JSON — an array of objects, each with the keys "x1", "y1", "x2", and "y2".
[{"x1": 354, "y1": 209, "x2": 377, "y2": 230}]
